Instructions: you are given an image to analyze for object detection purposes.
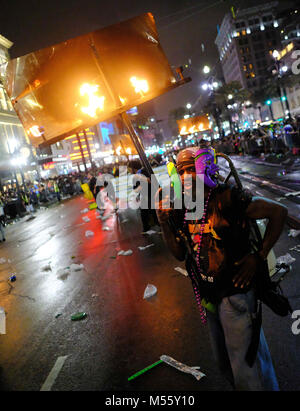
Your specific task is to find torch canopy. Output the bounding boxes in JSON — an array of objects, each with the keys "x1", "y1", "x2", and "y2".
[{"x1": 4, "y1": 13, "x2": 177, "y2": 148}]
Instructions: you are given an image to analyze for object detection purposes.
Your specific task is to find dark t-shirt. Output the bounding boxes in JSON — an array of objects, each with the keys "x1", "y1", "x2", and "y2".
[{"x1": 175, "y1": 183, "x2": 254, "y2": 303}]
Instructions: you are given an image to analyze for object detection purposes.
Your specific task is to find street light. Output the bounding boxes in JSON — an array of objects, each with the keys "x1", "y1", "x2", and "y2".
[
  {"x1": 186, "y1": 103, "x2": 192, "y2": 110},
  {"x1": 228, "y1": 94, "x2": 233, "y2": 100},
  {"x1": 203, "y1": 65, "x2": 210, "y2": 74}
]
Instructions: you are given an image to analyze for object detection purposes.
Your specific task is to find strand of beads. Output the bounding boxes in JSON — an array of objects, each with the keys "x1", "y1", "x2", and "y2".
[
  {"x1": 184, "y1": 188, "x2": 213, "y2": 325},
  {"x1": 196, "y1": 188, "x2": 212, "y2": 271}
]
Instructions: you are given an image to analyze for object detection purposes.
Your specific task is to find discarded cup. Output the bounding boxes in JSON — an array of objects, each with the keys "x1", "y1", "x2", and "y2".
[
  {"x1": 85, "y1": 230, "x2": 94, "y2": 237},
  {"x1": 71, "y1": 312, "x2": 87, "y2": 321},
  {"x1": 143, "y1": 284, "x2": 157, "y2": 299}
]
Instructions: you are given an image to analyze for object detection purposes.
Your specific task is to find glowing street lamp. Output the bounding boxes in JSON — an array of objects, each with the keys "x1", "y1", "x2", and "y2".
[
  {"x1": 186, "y1": 103, "x2": 192, "y2": 109},
  {"x1": 203, "y1": 65, "x2": 210, "y2": 74}
]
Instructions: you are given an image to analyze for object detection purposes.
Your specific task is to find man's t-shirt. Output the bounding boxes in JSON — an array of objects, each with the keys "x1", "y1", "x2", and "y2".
[{"x1": 180, "y1": 183, "x2": 254, "y2": 303}]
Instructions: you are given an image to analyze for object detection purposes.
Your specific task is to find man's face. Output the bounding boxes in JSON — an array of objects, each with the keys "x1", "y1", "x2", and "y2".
[{"x1": 178, "y1": 163, "x2": 197, "y2": 201}]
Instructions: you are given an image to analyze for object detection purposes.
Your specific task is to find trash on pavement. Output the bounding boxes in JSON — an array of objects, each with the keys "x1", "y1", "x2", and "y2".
[
  {"x1": 160, "y1": 355, "x2": 206, "y2": 381},
  {"x1": 9, "y1": 275, "x2": 16, "y2": 282},
  {"x1": 0, "y1": 307, "x2": 6, "y2": 334},
  {"x1": 70, "y1": 263, "x2": 84, "y2": 272},
  {"x1": 138, "y1": 244, "x2": 154, "y2": 251},
  {"x1": 56, "y1": 268, "x2": 71, "y2": 280},
  {"x1": 290, "y1": 245, "x2": 300, "y2": 252},
  {"x1": 102, "y1": 226, "x2": 111, "y2": 231},
  {"x1": 142, "y1": 230, "x2": 161, "y2": 235},
  {"x1": 118, "y1": 249, "x2": 133, "y2": 256},
  {"x1": 82, "y1": 216, "x2": 90, "y2": 222},
  {"x1": 128, "y1": 360, "x2": 163, "y2": 381},
  {"x1": 85, "y1": 230, "x2": 94, "y2": 237},
  {"x1": 143, "y1": 284, "x2": 157, "y2": 299},
  {"x1": 276, "y1": 253, "x2": 296, "y2": 265},
  {"x1": 71, "y1": 312, "x2": 87, "y2": 321},
  {"x1": 285, "y1": 191, "x2": 300, "y2": 198},
  {"x1": 80, "y1": 208, "x2": 89, "y2": 214},
  {"x1": 41, "y1": 264, "x2": 52, "y2": 272},
  {"x1": 55, "y1": 313, "x2": 62, "y2": 318},
  {"x1": 174, "y1": 267, "x2": 189, "y2": 277},
  {"x1": 288, "y1": 229, "x2": 300, "y2": 238},
  {"x1": 92, "y1": 294, "x2": 98, "y2": 298}
]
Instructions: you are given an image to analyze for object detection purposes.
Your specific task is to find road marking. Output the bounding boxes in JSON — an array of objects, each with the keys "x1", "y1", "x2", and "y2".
[{"x1": 40, "y1": 355, "x2": 68, "y2": 391}]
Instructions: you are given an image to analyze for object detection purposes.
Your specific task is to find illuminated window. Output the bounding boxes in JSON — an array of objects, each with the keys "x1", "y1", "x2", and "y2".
[{"x1": 0, "y1": 86, "x2": 8, "y2": 110}]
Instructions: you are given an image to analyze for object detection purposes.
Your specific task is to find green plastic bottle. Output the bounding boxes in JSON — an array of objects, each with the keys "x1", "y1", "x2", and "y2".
[{"x1": 71, "y1": 312, "x2": 87, "y2": 321}]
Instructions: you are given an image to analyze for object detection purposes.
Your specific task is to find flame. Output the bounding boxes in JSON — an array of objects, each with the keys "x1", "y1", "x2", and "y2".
[
  {"x1": 198, "y1": 123, "x2": 204, "y2": 131},
  {"x1": 180, "y1": 126, "x2": 187, "y2": 135},
  {"x1": 189, "y1": 125, "x2": 196, "y2": 133},
  {"x1": 116, "y1": 146, "x2": 122, "y2": 156},
  {"x1": 80, "y1": 83, "x2": 105, "y2": 117},
  {"x1": 126, "y1": 148, "x2": 132, "y2": 155},
  {"x1": 28, "y1": 125, "x2": 42, "y2": 137},
  {"x1": 130, "y1": 76, "x2": 149, "y2": 95},
  {"x1": 119, "y1": 96, "x2": 126, "y2": 105}
]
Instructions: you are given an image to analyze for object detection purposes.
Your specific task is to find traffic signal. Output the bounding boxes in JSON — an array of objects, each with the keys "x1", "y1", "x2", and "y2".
[
  {"x1": 266, "y1": 99, "x2": 272, "y2": 105},
  {"x1": 281, "y1": 96, "x2": 287, "y2": 101}
]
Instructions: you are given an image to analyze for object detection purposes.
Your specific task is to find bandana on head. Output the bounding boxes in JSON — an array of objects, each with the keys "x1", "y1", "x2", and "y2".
[{"x1": 176, "y1": 147, "x2": 198, "y2": 173}]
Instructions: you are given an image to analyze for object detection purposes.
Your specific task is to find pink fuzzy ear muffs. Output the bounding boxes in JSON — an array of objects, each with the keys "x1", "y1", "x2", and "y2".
[{"x1": 195, "y1": 148, "x2": 219, "y2": 188}]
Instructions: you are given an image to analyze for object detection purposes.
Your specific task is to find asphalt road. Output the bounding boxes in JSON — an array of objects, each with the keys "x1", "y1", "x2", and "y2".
[{"x1": 0, "y1": 161, "x2": 299, "y2": 391}]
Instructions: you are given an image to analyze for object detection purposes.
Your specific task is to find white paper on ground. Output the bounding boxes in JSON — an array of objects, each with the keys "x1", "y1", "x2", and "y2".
[
  {"x1": 288, "y1": 229, "x2": 300, "y2": 238},
  {"x1": 276, "y1": 253, "x2": 296, "y2": 265},
  {"x1": 174, "y1": 267, "x2": 189, "y2": 277},
  {"x1": 0, "y1": 307, "x2": 6, "y2": 334},
  {"x1": 70, "y1": 264, "x2": 84, "y2": 272},
  {"x1": 160, "y1": 355, "x2": 205, "y2": 381},
  {"x1": 85, "y1": 230, "x2": 94, "y2": 237},
  {"x1": 80, "y1": 208, "x2": 89, "y2": 214},
  {"x1": 82, "y1": 216, "x2": 90, "y2": 222},
  {"x1": 143, "y1": 284, "x2": 157, "y2": 299},
  {"x1": 118, "y1": 249, "x2": 133, "y2": 256},
  {"x1": 138, "y1": 244, "x2": 154, "y2": 251},
  {"x1": 142, "y1": 230, "x2": 160, "y2": 235}
]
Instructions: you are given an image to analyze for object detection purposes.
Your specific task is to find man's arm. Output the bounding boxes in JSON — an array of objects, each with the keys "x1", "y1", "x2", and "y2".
[
  {"x1": 245, "y1": 196, "x2": 288, "y2": 259},
  {"x1": 155, "y1": 188, "x2": 185, "y2": 261},
  {"x1": 159, "y1": 221, "x2": 186, "y2": 261},
  {"x1": 233, "y1": 196, "x2": 287, "y2": 289}
]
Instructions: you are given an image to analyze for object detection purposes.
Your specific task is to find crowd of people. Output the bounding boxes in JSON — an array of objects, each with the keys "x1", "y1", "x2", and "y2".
[
  {"x1": 0, "y1": 118, "x2": 299, "y2": 229},
  {"x1": 214, "y1": 118, "x2": 300, "y2": 157}
]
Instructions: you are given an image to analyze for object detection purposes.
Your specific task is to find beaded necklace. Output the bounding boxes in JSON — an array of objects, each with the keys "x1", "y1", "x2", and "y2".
[{"x1": 184, "y1": 188, "x2": 213, "y2": 324}]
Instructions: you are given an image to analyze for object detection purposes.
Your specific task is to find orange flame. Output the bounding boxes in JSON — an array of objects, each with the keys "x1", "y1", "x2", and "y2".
[
  {"x1": 130, "y1": 76, "x2": 149, "y2": 95},
  {"x1": 28, "y1": 125, "x2": 42, "y2": 137},
  {"x1": 80, "y1": 83, "x2": 105, "y2": 117}
]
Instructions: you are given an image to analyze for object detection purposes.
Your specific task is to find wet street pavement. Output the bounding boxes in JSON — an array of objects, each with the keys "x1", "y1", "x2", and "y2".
[{"x1": 0, "y1": 162, "x2": 300, "y2": 391}]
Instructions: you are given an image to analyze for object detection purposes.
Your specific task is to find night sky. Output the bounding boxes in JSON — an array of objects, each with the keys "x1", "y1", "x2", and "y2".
[{"x1": 0, "y1": 0, "x2": 296, "y2": 138}]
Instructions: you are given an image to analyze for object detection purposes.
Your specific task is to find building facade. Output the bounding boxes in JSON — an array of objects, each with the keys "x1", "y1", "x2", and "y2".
[
  {"x1": 215, "y1": 2, "x2": 283, "y2": 92},
  {"x1": 0, "y1": 34, "x2": 39, "y2": 188}
]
